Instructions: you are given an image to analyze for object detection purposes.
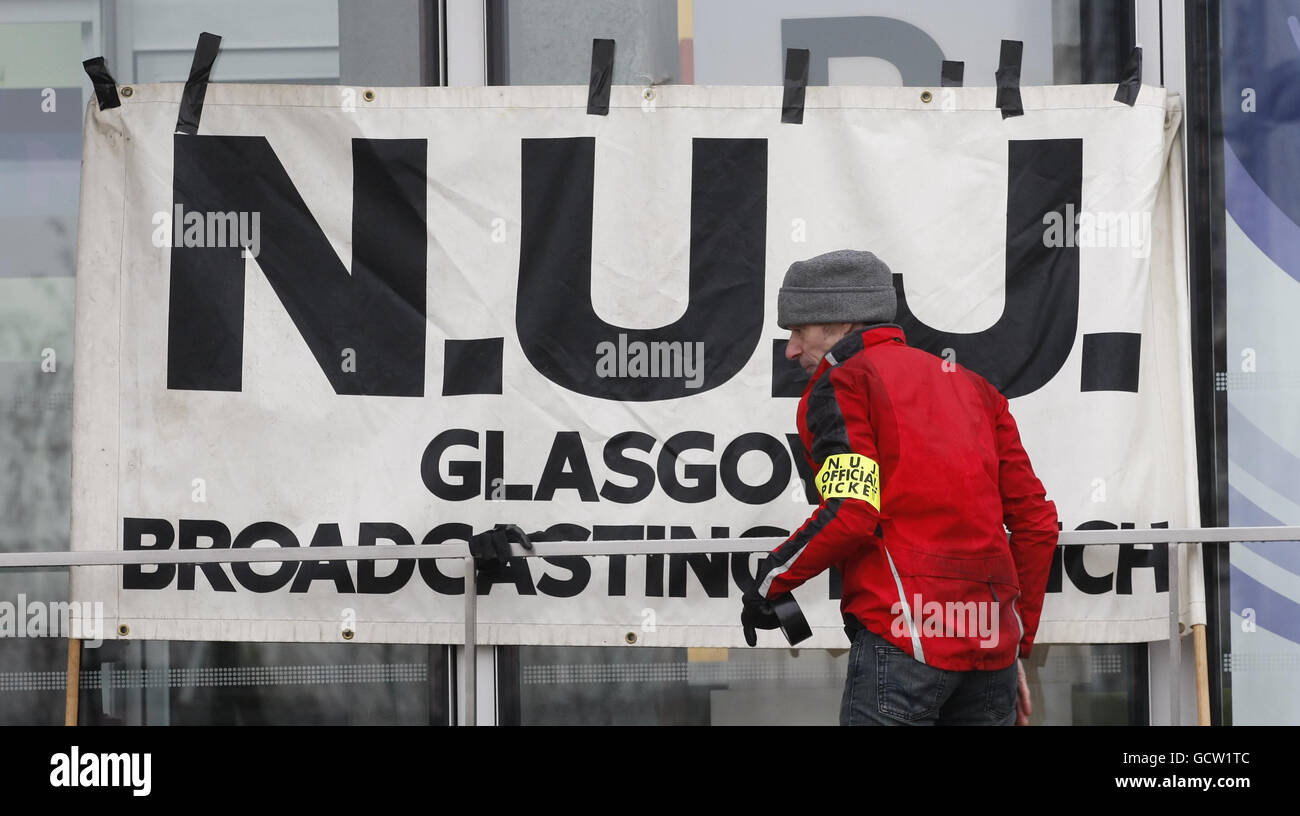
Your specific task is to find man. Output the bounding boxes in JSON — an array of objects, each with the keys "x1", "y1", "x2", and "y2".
[{"x1": 742, "y1": 249, "x2": 1058, "y2": 726}]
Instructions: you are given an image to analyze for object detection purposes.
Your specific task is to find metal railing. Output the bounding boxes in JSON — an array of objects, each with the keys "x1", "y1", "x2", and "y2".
[{"x1": 3, "y1": 525, "x2": 1298, "y2": 726}]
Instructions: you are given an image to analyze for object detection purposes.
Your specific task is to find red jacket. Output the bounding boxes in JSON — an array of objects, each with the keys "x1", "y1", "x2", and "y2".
[{"x1": 758, "y1": 325, "x2": 1058, "y2": 671}]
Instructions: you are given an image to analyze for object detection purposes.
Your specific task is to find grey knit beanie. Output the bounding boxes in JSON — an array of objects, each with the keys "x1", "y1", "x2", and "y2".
[{"x1": 776, "y1": 249, "x2": 897, "y2": 329}]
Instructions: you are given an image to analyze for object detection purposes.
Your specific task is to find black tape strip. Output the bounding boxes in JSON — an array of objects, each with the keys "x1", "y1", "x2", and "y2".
[
  {"x1": 940, "y1": 60, "x2": 964, "y2": 88},
  {"x1": 782, "y1": 48, "x2": 810, "y2": 124},
  {"x1": 587, "y1": 38, "x2": 614, "y2": 115},
  {"x1": 1114, "y1": 45, "x2": 1143, "y2": 106},
  {"x1": 175, "y1": 32, "x2": 223, "y2": 135},
  {"x1": 81, "y1": 57, "x2": 121, "y2": 110},
  {"x1": 771, "y1": 593, "x2": 812, "y2": 645},
  {"x1": 995, "y1": 39, "x2": 1023, "y2": 119}
]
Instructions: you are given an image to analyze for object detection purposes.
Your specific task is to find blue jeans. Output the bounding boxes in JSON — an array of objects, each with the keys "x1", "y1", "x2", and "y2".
[{"x1": 840, "y1": 627, "x2": 1018, "y2": 726}]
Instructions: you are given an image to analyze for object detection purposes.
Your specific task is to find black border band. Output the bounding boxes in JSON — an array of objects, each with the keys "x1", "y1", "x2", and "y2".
[
  {"x1": 940, "y1": 59, "x2": 964, "y2": 88},
  {"x1": 82, "y1": 57, "x2": 120, "y2": 110},
  {"x1": 782, "y1": 47, "x2": 810, "y2": 124},
  {"x1": 587, "y1": 38, "x2": 614, "y2": 116},
  {"x1": 995, "y1": 39, "x2": 1023, "y2": 119},
  {"x1": 1114, "y1": 45, "x2": 1143, "y2": 106},
  {"x1": 175, "y1": 32, "x2": 223, "y2": 135}
]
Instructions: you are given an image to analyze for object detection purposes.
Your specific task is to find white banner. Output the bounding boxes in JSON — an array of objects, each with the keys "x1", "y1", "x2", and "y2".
[{"x1": 69, "y1": 82, "x2": 1201, "y2": 647}]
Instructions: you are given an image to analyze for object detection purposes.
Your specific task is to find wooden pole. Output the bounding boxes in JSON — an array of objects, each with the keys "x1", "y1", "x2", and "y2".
[
  {"x1": 64, "y1": 638, "x2": 81, "y2": 726},
  {"x1": 1192, "y1": 623, "x2": 1211, "y2": 726}
]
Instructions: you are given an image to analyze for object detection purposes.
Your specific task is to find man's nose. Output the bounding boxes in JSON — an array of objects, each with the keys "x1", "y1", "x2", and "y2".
[{"x1": 785, "y1": 337, "x2": 800, "y2": 360}]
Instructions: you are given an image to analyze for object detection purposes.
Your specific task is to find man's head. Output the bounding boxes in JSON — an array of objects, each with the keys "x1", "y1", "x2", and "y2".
[{"x1": 777, "y1": 249, "x2": 897, "y2": 375}]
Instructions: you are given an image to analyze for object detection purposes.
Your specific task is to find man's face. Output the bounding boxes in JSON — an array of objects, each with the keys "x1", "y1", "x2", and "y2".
[{"x1": 785, "y1": 323, "x2": 850, "y2": 376}]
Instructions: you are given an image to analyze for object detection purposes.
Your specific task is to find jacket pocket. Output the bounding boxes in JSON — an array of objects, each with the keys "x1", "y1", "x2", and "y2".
[{"x1": 888, "y1": 541, "x2": 1020, "y2": 586}]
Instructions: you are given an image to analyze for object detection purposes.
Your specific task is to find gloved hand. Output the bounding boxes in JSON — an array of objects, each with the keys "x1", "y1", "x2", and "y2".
[
  {"x1": 467, "y1": 524, "x2": 538, "y2": 578},
  {"x1": 742, "y1": 555, "x2": 782, "y2": 646},
  {"x1": 741, "y1": 587, "x2": 782, "y2": 647}
]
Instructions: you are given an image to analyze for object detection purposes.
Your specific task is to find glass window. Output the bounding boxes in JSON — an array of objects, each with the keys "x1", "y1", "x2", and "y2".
[
  {"x1": 0, "y1": 0, "x2": 437, "y2": 727},
  {"x1": 514, "y1": 641, "x2": 1145, "y2": 725},
  {"x1": 0, "y1": 12, "x2": 90, "y2": 726},
  {"x1": 1, "y1": 0, "x2": 1179, "y2": 727},
  {"x1": 489, "y1": 0, "x2": 1149, "y2": 726},
  {"x1": 1218, "y1": 0, "x2": 1300, "y2": 727},
  {"x1": 490, "y1": 0, "x2": 1138, "y2": 88}
]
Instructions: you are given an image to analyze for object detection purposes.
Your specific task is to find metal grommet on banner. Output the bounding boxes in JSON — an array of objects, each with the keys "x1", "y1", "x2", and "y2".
[
  {"x1": 587, "y1": 38, "x2": 615, "y2": 115},
  {"x1": 175, "y1": 31, "x2": 223, "y2": 135},
  {"x1": 120, "y1": 86, "x2": 133, "y2": 98},
  {"x1": 81, "y1": 57, "x2": 122, "y2": 110},
  {"x1": 363, "y1": 89, "x2": 376, "y2": 102},
  {"x1": 940, "y1": 59, "x2": 965, "y2": 87},
  {"x1": 117, "y1": 624, "x2": 130, "y2": 637},
  {"x1": 1114, "y1": 45, "x2": 1143, "y2": 106},
  {"x1": 995, "y1": 39, "x2": 1023, "y2": 119},
  {"x1": 624, "y1": 632, "x2": 638, "y2": 644},
  {"x1": 341, "y1": 628, "x2": 355, "y2": 640},
  {"x1": 920, "y1": 90, "x2": 933, "y2": 103},
  {"x1": 642, "y1": 87, "x2": 654, "y2": 102},
  {"x1": 782, "y1": 47, "x2": 810, "y2": 124}
]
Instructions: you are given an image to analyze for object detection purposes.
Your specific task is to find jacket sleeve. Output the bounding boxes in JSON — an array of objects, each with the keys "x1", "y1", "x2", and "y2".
[
  {"x1": 986, "y1": 381, "x2": 1059, "y2": 658},
  {"x1": 758, "y1": 368, "x2": 881, "y2": 599}
]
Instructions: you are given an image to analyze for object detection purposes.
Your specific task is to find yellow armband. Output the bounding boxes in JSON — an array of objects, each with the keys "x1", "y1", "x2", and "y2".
[{"x1": 815, "y1": 453, "x2": 880, "y2": 510}]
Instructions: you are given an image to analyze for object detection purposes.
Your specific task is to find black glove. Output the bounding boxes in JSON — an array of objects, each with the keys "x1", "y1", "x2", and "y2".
[
  {"x1": 742, "y1": 555, "x2": 781, "y2": 646},
  {"x1": 741, "y1": 587, "x2": 782, "y2": 647},
  {"x1": 467, "y1": 524, "x2": 538, "y2": 578}
]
